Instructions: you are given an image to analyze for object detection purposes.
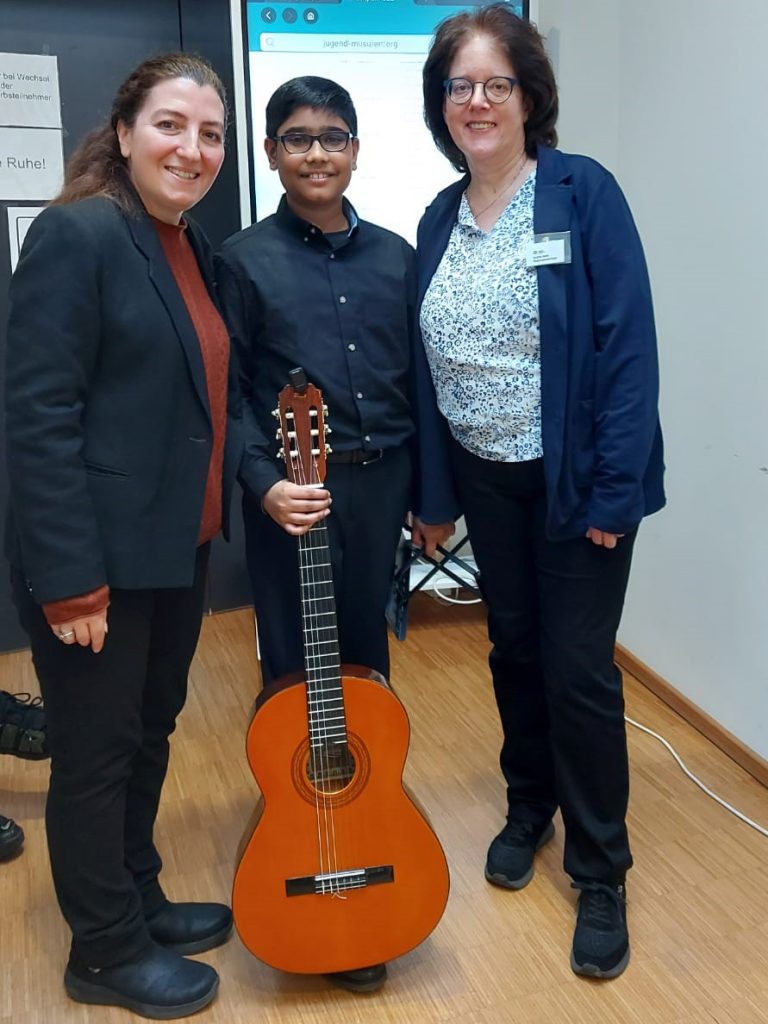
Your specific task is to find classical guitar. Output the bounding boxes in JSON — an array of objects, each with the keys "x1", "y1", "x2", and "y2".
[{"x1": 233, "y1": 368, "x2": 450, "y2": 975}]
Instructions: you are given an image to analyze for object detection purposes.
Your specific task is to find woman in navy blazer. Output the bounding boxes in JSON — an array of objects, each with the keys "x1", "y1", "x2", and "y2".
[
  {"x1": 5, "y1": 54, "x2": 240, "y2": 1018},
  {"x1": 412, "y1": 6, "x2": 664, "y2": 980}
]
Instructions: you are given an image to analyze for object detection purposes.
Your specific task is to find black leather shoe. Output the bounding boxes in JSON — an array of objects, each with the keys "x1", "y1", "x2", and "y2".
[
  {"x1": 146, "y1": 901, "x2": 233, "y2": 955},
  {"x1": 325, "y1": 963, "x2": 387, "y2": 993},
  {"x1": 65, "y1": 941, "x2": 219, "y2": 1020},
  {"x1": 0, "y1": 814, "x2": 24, "y2": 861},
  {"x1": 485, "y1": 819, "x2": 555, "y2": 890}
]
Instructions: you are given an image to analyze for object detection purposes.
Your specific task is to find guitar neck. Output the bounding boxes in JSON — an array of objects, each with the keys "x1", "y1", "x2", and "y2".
[{"x1": 298, "y1": 520, "x2": 347, "y2": 747}]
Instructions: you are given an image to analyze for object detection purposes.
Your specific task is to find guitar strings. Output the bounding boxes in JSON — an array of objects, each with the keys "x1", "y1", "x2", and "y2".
[
  {"x1": 294, "y1": 433, "x2": 331, "y2": 890},
  {"x1": 305, "y1": 435, "x2": 345, "y2": 898},
  {"x1": 306, "y1": 408, "x2": 346, "y2": 899},
  {"x1": 305, "y1": 414, "x2": 346, "y2": 898},
  {"x1": 294, "y1": 413, "x2": 344, "y2": 896},
  {"x1": 289, "y1": 412, "x2": 328, "y2": 885}
]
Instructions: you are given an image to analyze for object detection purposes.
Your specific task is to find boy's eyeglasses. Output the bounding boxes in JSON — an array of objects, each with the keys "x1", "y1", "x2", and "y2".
[{"x1": 272, "y1": 131, "x2": 355, "y2": 155}]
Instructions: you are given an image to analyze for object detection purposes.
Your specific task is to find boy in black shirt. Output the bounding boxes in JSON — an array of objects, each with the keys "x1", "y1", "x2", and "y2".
[{"x1": 217, "y1": 77, "x2": 416, "y2": 994}]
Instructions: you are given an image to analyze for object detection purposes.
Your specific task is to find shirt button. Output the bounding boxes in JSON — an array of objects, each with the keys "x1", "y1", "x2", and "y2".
[
  {"x1": 364, "y1": 435, "x2": 371, "y2": 443},
  {"x1": 303, "y1": 237, "x2": 309, "y2": 243},
  {"x1": 348, "y1": 343, "x2": 356, "y2": 351},
  {"x1": 356, "y1": 391, "x2": 363, "y2": 399},
  {"x1": 339, "y1": 295, "x2": 347, "y2": 304},
  {"x1": 329, "y1": 253, "x2": 335, "y2": 259}
]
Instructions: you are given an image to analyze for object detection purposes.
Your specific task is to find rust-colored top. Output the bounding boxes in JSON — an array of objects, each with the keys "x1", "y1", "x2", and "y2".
[
  {"x1": 153, "y1": 217, "x2": 230, "y2": 546},
  {"x1": 43, "y1": 585, "x2": 110, "y2": 627}
]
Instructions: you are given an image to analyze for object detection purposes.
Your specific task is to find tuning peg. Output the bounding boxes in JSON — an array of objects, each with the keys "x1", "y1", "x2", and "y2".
[
  {"x1": 277, "y1": 447, "x2": 285, "y2": 461},
  {"x1": 325, "y1": 443, "x2": 333, "y2": 454},
  {"x1": 275, "y1": 429, "x2": 282, "y2": 440},
  {"x1": 324, "y1": 425, "x2": 332, "y2": 435},
  {"x1": 271, "y1": 408, "x2": 280, "y2": 419},
  {"x1": 322, "y1": 404, "x2": 329, "y2": 416}
]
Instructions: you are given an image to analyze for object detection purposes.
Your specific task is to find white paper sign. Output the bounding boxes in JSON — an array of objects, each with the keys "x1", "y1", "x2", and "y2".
[
  {"x1": 7, "y1": 206, "x2": 45, "y2": 272},
  {"x1": 0, "y1": 127, "x2": 63, "y2": 200},
  {"x1": 0, "y1": 53, "x2": 61, "y2": 129}
]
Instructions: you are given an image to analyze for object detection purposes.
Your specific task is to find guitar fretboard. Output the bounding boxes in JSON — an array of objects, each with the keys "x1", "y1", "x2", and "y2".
[{"x1": 298, "y1": 520, "x2": 346, "y2": 748}]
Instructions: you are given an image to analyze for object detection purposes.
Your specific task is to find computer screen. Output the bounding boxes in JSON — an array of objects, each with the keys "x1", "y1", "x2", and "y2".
[{"x1": 235, "y1": 0, "x2": 531, "y2": 241}]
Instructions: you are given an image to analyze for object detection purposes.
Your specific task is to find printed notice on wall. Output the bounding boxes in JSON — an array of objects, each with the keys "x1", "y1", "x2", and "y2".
[
  {"x1": 7, "y1": 206, "x2": 45, "y2": 272},
  {"x1": 0, "y1": 126, "x2": 63, "y2": 200},
  {"x1": 0, "y1": 53, "x2": 61, "y2": 129},
  {"x1": 0, "y1": 52, "x2": 63, "y2": 203}
]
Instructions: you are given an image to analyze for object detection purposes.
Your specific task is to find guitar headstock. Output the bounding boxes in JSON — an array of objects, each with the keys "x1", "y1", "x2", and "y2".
[{"x1": 274, "y1": 368, "x2": 331, "y2": 485}]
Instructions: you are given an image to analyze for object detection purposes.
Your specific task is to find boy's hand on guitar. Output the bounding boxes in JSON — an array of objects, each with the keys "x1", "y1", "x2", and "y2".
[{"x1": 263, "y1": 480, "x2": 332, "y2": 536}]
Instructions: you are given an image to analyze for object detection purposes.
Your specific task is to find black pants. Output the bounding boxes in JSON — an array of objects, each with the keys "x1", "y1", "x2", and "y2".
[
  {"x1": 244, "y1": 445, "x2": 411, "y2": 686},
  {"x1": 11, "y1": 545, "x2": 209, "y2": 968},
  {"x1": 451, "y1": 441, "x2": 635, "y2": 884}
]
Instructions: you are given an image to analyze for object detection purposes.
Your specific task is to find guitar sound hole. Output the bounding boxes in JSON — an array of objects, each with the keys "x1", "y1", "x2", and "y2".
[{"x1": 306, "y1": 745, "x2": 356, "y2": 794}]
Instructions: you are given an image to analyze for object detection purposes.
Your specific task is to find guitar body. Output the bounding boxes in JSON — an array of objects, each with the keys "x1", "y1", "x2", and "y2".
[{"x1": 233, "y1": 666, "x2": 450, "y2": 974}]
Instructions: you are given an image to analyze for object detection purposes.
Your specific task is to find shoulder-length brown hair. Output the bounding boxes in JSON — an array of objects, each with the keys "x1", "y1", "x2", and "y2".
[
  {"x1": 52, "y1": 52, "x2": 227, "y2": 210},
  {"x1": 423, "y1": 4, "x2": 558, "y2": 172}
]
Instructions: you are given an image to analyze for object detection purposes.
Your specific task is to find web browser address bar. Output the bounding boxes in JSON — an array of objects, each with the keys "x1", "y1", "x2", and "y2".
[{"x1": 260, "y1": 33, "x2": 434, "y2": 54}]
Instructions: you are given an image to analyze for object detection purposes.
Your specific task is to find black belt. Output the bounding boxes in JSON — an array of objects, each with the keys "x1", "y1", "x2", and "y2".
[{"x1": 325, "y1": 448, "x2": 384, "y2": 465}]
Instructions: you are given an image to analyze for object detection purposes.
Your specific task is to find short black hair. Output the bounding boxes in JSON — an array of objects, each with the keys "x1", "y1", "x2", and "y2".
[
  {"x1": 423, "y1": 4, "x2": 558, "y2": 172},
  {"x1": 265, "y1": 76, "x2": 358, "y2": 138}
]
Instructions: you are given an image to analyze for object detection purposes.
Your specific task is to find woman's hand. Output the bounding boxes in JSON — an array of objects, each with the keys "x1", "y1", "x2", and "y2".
[
  {"x1": 586, "y1": 527, "x2": 624, "y2": 549},
  {"x1": 411, "y1": 517, "x2": 455, "y2": 558},
  {"x1": 263, "y1": 480, "x2": 332, "y2": 536},
  {"x1": 50, "y1": 610, "x2": 109, "y2": 653}
]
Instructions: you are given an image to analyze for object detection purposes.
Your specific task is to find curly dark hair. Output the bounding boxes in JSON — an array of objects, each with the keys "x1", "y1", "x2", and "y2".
[
  {"x1": 423, "y1": 4, "x2": 558, "y2": 172},
  {"x1": 52, "y1": 53, "x2": 228, "y2": 210}
]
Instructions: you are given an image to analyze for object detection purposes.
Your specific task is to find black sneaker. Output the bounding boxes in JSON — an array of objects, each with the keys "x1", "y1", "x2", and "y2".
[
  {"x1": 571, "y1": 881, "x2": 629, "y2": 979},
  {"x1": 325, "y1": 963, "x2": 387, "y2": 993},
  {"x1": 0, "y1": 691, "x2": 48, "y2": 759},
  {"x1": 0, "y1": 815, "x2": 25, "y2": 861},
  {"x1": 485, "y1": 819, "x2": 555, "y2": 890}
]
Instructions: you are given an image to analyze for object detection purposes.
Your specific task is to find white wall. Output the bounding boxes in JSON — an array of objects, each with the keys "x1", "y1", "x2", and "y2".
[{"x1": 538, "y1": 0, "x2": 768, "y2": 759}]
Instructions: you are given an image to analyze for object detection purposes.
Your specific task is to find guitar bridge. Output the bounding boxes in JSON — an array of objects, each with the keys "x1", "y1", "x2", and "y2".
[{"x1": 285, "y1": 864, "x2": 394, "y2": 897}]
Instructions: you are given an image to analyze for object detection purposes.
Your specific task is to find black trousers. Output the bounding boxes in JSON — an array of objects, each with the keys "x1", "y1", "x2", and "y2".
[
  {"x1": 244, "y1": 445, "x2": 411, "y2": 686},
  {"x1": 450, "y1": 441, "x2": 635, "y2": 884},
  {"x1": 11, "y1": 544, "x2": 209, "y2": 968}
]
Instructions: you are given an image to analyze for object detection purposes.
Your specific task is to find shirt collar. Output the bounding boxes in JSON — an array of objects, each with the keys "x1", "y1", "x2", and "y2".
[
  {"x1": 457, "y1": 192, "x2": 481, "y2": 232},
  {"x1": 275, "y1": 194, "x2": 359, "y2": 246}
]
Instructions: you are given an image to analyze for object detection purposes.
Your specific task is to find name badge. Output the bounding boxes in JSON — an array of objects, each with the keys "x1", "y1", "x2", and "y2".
[{"x1": 526, "y1": 231, "x2": 571, "y2": 268}]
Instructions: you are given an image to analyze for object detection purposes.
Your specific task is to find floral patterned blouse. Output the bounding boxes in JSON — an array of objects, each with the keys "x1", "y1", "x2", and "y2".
[{"x1": 420, "y1": 170, "x2": 542, "y2": 462}]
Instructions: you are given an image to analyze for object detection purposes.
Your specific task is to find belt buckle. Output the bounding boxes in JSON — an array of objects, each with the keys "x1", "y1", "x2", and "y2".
[{"x1": 360, "y1": 449, "x2": 383, "y2": 466}]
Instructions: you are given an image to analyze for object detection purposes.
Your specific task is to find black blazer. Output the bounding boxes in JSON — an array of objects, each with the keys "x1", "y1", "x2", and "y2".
[{"x1": 4, "y1": 196, "x2": 242, "y2": 604}]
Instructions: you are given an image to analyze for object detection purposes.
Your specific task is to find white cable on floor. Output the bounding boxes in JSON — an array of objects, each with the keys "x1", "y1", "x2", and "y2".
[
  {"x1": 422, "y1": 580, "x2": 766, "y2": 836},
  {"x1": 430, "y1": 587, "x2": 482, "y2": 606},
  {"x1": 625, "y1": 715, "x2": 768, "y2": 839}
]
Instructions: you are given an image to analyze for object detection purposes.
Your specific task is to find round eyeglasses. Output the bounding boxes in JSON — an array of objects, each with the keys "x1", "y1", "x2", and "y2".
[
  {"x1": 443, "y1": 77, "x2": 518, "y2": 105},
  {"x1": 272, "y1": 130, "x2": 354, "y2": 155}
]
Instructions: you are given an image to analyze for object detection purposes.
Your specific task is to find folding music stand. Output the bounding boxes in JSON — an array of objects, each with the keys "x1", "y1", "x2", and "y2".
[{"x1": 386, "y1": 526, "x2": 481, "y2": 641}]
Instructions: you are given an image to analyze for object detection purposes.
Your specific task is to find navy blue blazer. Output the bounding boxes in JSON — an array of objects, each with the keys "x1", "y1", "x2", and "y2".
[
  {"x1": 5, "y1": 197, "x2": 243, "y2": 604},
  {"x1": 413, "y1": 145, "x2": 665, "y2": 539}
]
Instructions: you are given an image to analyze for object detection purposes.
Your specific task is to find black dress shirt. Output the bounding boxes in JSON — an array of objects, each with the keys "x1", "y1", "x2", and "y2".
[{"x1": 217, "y1": 197, "x2": 416, "y2": 500}]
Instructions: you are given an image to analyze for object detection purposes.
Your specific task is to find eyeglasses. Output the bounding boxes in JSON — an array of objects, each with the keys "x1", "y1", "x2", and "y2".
[
  {"x1": 443, "y1": 76, "x2": 518, "y2": 105},
  {"x1": 272, "y1": 130, "x2": 354, "y2": 155}
]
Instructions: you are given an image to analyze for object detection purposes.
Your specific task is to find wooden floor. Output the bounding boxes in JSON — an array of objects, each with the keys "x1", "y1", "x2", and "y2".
[{"x1": 1, "y1": 595, "x2": 767, "y2": 1023}]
